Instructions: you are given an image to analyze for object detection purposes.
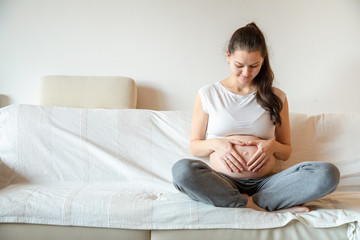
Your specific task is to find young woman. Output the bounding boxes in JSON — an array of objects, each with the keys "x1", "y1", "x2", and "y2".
[{"x1": 172, "y1": 22, "x2": 340, "y2": 213}]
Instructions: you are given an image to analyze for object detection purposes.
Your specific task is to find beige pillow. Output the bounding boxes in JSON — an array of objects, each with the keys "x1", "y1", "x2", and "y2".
[{"x1": 39, "y1": 75, "x2": 137, "y2": 109}]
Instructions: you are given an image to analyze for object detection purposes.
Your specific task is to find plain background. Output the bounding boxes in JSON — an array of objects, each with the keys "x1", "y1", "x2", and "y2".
[{"x1": 0, "y1": 0, "x2": 359, "y2": 113}]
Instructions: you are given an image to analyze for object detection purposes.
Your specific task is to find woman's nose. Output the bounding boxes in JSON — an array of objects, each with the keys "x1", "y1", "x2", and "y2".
[{"x1": 242, "y1": 67, "x2": 250, "y2": 76}]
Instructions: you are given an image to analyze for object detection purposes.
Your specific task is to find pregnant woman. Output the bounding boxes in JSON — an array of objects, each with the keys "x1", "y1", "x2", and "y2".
[{"x1": 172, "y1": 22, "x2": 340, "y2": 212}]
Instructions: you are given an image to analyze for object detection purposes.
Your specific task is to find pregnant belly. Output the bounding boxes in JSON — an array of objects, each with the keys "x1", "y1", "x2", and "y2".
[{"x1": 209, "y1": 135, "x2": 275, "y2": 178}]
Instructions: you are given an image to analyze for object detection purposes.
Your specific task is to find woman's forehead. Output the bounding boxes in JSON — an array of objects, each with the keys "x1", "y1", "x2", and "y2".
[{"x1": 231, "y1": 50, "x2": 263, "y2": 64}]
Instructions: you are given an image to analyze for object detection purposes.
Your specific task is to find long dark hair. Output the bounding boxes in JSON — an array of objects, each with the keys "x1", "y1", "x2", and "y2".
[{"x1": 228, "y1": 22, "x2": 283, "y2": 126}]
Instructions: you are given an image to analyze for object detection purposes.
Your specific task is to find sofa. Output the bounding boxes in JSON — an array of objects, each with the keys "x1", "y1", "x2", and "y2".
[{"x1": 0, "y1": 76, "x2": 359, "y2": 240}]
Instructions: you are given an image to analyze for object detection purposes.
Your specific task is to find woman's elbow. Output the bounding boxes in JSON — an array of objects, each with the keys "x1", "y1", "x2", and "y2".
[
  {"x1": 189, "y1": 141, "x2": 196, "y2": 156},
  {"x1": 189, "y1": 140, "x2": 208, "y2": 157},
  {"x1": 282, "y1": 145, "x2": 292, "y2": 161},
  {"x1": 189, "y1": 143, "x2": 199, "y2": 157}
]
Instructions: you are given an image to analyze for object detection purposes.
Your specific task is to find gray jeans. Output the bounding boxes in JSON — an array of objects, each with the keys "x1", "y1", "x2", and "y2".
[{"x1": 172, "y1": 159, "x2": 340, "y2": 211}]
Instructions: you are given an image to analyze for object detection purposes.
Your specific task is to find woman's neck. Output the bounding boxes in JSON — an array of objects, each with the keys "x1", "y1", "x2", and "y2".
[{"x1": 223, "y1": 76, "x2": 256, "y2": 95}]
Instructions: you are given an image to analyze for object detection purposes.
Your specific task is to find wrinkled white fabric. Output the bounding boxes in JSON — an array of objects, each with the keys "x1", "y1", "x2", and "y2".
[{"x1": 0, "y1": 105, "x2": 359, "y2": 239}]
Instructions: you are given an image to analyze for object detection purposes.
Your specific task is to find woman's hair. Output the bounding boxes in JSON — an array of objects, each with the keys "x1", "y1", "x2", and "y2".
[{"x1": 228, "y1": 22, "x2": 283, "y2": 126}]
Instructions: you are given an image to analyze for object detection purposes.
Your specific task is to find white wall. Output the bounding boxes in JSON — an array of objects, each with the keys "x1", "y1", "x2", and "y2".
[{"x1": 1, "y1": 0, "x2": 359, "y2": 113}]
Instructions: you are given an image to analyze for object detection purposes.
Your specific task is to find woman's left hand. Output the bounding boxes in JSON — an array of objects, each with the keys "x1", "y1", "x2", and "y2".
[{"x1": 244, "y1": 139, "x2": 276, "y2": 172}]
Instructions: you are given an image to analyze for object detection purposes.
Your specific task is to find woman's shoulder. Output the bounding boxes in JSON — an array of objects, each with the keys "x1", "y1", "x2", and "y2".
[
  {"x1": 198, "y1": 81, "x2": 221, "y2": 95},
  {"x1": 272, "y1": 87, "x2": 287, "y2": 102},
  {"x1": 197, "y1": 82, "x2": 221, "y2": 114},
  {"x1": 199, "y1": 81, "x2": 220, "y2": 91}
]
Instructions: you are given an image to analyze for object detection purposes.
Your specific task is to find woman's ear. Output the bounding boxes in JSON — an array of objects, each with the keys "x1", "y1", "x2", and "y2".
[{"x1": 226, "y1": 50, "x2": 230, "y2": 63}]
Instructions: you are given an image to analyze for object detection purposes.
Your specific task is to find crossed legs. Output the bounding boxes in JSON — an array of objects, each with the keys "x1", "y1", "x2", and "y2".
[{"x1": 172, "y1": 159, "x2": 340, "y2": 212}]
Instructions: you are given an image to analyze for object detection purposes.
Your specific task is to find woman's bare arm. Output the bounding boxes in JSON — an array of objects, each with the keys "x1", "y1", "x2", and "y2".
[
  {"x1": 273, "y1": 97, "x2": 292, "y2": 161},
  {"x1": 189, "y1": 94, "x2": 246, "y2": 171}
]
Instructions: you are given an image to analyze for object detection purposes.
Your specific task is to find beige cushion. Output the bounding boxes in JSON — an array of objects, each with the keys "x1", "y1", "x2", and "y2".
[
  {"x1": 151, "y1": 222, "x2": 348, "y2": 240},
  {"x1": 0, "y1": 224, "x2": 150, "y2": 240},
  {"x1": 0, "y1": 94, "x2": 8, "y2": 108},
  {"x1": 39, "y1": 75, "x2": 137, "y2": 109}
]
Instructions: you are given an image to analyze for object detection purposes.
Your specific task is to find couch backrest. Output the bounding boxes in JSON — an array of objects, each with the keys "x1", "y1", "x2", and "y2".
[
  {"x1": 0, "y1": 105, "x2": 192, "y2": 188},
  {"x1": 0, "y1": 105, "x2": 359, "y2": 191},
  {"x1": 277, "y1": 112, "x2": 360, "y2": 191}
]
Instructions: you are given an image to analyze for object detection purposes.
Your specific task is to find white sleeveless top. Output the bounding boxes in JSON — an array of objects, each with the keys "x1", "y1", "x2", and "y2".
[{"x1": 198, "y1": 81, "x2": 286, "y2": 140}]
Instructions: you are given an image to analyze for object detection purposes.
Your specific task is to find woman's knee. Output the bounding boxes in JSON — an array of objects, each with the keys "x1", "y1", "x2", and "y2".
[
  {"x1": 312, "y1": 162, "x2": 340, "y2": 194},
  {"x1": 320, "y1": 162, "x2": 340, "y2": 186},
  {"x1": 172, "y1": 159, "x2": 208, "y2": 187}
]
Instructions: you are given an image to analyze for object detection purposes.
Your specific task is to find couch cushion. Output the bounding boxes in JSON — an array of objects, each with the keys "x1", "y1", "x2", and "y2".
[
  {"x1": 0, "y1": 223, "x2": 150, "y2": 240},
  {"x1": 39, "y1": 75, "x2": 137, "y2": 109}
]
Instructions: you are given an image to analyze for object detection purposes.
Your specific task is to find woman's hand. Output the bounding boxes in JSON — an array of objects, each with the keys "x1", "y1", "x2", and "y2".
[
  {"x1": 212, "y1": 139, "x2": 247, "y2": 173},
  {"x1": 244, "y1": 139, "x2": 276, "y2": 172}
]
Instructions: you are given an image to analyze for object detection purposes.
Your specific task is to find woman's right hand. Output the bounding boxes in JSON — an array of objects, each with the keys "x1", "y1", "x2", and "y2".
[{"x1": 212, "y1": 139, "x2": 247, "y2": 172}]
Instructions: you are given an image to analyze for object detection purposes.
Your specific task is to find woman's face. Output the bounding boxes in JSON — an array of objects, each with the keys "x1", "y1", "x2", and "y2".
[{"x1": 227, "y1": 50, "x2": 264, "y2": 86}]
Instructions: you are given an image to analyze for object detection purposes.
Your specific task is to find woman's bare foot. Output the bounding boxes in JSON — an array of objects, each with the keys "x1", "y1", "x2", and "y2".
[
  {"x1": 244, "y1": 194, "x2": 311, "y2": 213},
  {"x1": 244, "y1": 194, "x2": 267, "y2": 212},
  {"x1": 273, "y1": 206, "x2": 311, "y2": 213}
]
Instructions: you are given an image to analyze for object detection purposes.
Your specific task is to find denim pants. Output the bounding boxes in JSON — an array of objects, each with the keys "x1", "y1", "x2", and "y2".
[{"x1": 172, "y1": 159, "x2": 340, "y2": 211}]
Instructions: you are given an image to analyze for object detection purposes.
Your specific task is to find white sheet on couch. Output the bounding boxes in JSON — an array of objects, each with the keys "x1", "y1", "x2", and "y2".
[{"x1": 0, "y1": 105, "x2": 359, "y2": 239}]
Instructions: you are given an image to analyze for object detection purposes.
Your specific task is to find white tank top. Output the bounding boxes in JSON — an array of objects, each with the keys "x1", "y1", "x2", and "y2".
[{"x1": 198, "y1": 81, "x2": 286, "y2": 140}]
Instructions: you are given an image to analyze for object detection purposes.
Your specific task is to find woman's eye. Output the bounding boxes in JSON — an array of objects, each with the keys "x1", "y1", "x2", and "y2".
[{"x1": 235, "y1": 65, "x2": 258, "y2": 69}]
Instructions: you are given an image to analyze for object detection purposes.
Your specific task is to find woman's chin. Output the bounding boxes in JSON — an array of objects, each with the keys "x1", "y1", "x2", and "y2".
[{"x1": 236, "y1": 77, "x2": 252, "y2": 85}]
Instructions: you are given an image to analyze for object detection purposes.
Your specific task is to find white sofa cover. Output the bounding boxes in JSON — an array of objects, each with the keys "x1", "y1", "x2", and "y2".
[{"x1": 0, "y1": 105, "x2": 359, "y2": 239}]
